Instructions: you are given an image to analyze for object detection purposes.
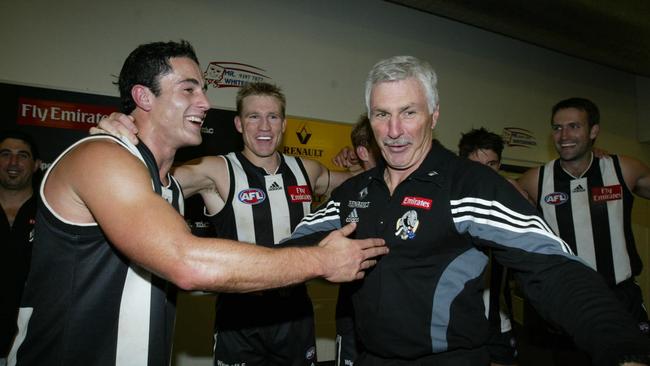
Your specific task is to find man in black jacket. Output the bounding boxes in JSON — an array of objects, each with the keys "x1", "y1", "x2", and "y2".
[{"x1": 286, "y1": 56, "x2": 649, "y2": 366}]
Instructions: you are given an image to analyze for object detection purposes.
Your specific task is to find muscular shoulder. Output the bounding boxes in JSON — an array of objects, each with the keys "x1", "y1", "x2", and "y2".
[
  {"x1": 57, "y1": 137, "x2": 141, "y2": 174},
  {"x1": 44, "y1": 138, "x2": 152, "y2": 222}
]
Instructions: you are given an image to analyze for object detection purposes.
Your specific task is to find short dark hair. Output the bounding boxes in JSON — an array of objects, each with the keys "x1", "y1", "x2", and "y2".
[
  {"x1": 351, "y1": 114, "x2": 380, "y2": 159},
  {"x1": 458, "y1": 127, "x2": 504, "y2": 160},
  {"x1": 551, "y1": 97, "x2": 600, "y2": 128},
  {"x1": 117, "y1": 40, "x2": 200, "y2": 114},
  {"x1": 236, "y1": 82, "x2": 286, "y2": 118},
  {"x1": 0, "y1": 129, "x2": 40, "y2": 160}
]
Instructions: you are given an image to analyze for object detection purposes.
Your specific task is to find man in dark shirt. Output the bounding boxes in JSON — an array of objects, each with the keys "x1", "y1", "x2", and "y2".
[
  {"x1": 287, "y1": 56, "x2": 649, "y2": 366},
  {"x1": 0, "y1": 130, "x2": 40, "y2": 365}
]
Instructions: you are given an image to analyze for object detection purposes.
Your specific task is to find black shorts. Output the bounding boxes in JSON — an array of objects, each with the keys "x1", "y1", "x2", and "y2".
[
  {"x1": 213, "y1": 289, "x2": 316, "y2": 366},
  {"x1": 213, "y1": 314, "x2": 316, "y2": 366}
]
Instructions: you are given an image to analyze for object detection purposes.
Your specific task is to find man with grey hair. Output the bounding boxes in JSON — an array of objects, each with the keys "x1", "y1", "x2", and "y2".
[{"x1": 285, "y1": 56, "x2": 650, "y2": 365}]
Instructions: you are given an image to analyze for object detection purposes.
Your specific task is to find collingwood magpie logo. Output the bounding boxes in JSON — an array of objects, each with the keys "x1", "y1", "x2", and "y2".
[
  {"x1": 296, "y1": 123, "x2": 312, "y2": 144},
  {"x1": 573, "y1": 184, "x2": 586, "y2": 193},
  {"x1": 346, "y1": 208, "x2": 360, "y2": 223},
  {"x1": 268, "y1": 181, "x2": 283, "y2": 191},
  {"x1": 395, "y1": 210, "x2": 419, "y2": 240}
]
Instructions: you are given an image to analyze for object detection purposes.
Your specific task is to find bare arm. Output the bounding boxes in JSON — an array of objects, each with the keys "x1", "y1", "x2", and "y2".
[
  {"x1": 172, "y1": 156, "x2": 228, "y2": 199},
  {"x1": 302, "y1": 158, "x2": 352, "y2": 197},
  {"x1": 516, "y1": 167, "x2": 540, "y2": 204},
  {"x1": 620, "y1": 155, "x2": 650, "y2": 199},
  {"x1": 46, "y1": 140, "x2": 387, "y2": 293},
  {"x1": 506, "y1": 177, "x2": 534, "y2": 205}
]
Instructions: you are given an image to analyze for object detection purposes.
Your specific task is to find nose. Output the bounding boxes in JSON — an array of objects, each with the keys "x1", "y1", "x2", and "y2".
[
  {"x1": 259, "y1": 116, "x2": 272, "y2": 130},
  {"x1": 196, "y1": 90, "x2": 210, "y2": 111},
  {"x1": 387, "y1": 115, "x2": 402, "y2": 138},
  {"x1": 9, "y1": 154, "x2": 20, "y2": 165},
  {"x1": 559, "y1": 126, "x2": 570, "y2": 140}
]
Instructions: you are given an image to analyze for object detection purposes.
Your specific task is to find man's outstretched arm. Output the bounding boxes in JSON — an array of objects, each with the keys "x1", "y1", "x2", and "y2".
[{"x1": 47, "y1": 139, "x2": 388, "y2": 293}]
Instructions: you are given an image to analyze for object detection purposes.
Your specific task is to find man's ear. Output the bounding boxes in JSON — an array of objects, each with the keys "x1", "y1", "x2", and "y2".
[
  {"x1": 356, "y1": 146, "x2": 369, "y2": 162},
  {"x1": 131, "y1": 85, "x2": 153, "y2": 112},
  {"x1": 234, "y1": 116, "x2": 243, "y2": 133},
  {"x1": 430, "y1": 104, "x2": 440, "y2": 130},
  {"x1": 589, "y1": 123, "x2": 600, "y2": 140}
]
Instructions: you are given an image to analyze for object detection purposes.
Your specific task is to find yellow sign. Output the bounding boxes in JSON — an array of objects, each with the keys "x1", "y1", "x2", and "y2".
[{"x1": 281, "y1": 117, "x2": 353, "y2": 172}]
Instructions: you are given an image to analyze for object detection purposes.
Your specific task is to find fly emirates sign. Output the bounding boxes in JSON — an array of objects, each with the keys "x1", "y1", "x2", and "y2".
[{"x1": 18, "y1": 97, "x2": 117, "y2": 130}]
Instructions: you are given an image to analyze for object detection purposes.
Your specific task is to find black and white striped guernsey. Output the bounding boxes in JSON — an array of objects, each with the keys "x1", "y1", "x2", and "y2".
[
  {"x1": 9, "y1": 135, "x2": 184, "y2": 366},
  {"x1": 207, "y1": 151, "x2": 312, "y2": 246},
  {"x1": 537, "y1": 155, "x2": 641, "y2": 286}
]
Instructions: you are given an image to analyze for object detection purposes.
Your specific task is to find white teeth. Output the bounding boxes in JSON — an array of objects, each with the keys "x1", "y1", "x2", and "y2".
[
  {"x1": 186, "y1": 116, "x2": 202, "y2": 123},
  {"x1": 258, "y1": 136, "x2": 271, "y2": 141}
]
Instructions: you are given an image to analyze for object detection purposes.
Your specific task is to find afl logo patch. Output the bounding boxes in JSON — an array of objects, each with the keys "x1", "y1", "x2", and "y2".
[
  {"x1": 544, "y1": 192, "x2": 568, "y2": 205},
  {"x1": 238, "y1": 188, "x2": 266, "y2": 205}
]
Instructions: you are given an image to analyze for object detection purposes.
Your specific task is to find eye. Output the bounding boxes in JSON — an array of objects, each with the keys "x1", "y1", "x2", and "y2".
[{"x1": 374, "y1": 112, "x2": 388, "y2": 120}]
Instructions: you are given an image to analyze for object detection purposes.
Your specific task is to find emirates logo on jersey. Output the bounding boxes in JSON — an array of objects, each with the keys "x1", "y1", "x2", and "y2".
[
  {"x1": 288, "y1": 185, "x2": 312, "y2": 203},
  {"x1": 401, "y1": 196, "x2": 432, "y2": 210},
  {"x1": 238, "y1": 188, "x2": 266, "y2": 205},
  {"x1": 592, "y1": 185, "x2": 622, "y2": 203},
  {"x1": 544, "y1": 192, "x2": 569, "y2": 205}
]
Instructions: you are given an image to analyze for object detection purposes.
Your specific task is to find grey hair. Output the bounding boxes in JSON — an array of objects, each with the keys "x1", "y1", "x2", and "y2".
[{"x1": 365, "y1": 56, "x2": 439, "y2": 116}]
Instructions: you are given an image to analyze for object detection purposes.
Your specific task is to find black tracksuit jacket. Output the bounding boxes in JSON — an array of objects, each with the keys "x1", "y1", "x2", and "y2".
[{"x1": 284, "y1": 143, "x2": 649, "y2": 365}]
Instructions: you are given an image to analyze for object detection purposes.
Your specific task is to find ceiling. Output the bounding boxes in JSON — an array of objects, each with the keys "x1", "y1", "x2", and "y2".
[{"x1": 386, "y1": 0, "x2": 650, "y2": 77}]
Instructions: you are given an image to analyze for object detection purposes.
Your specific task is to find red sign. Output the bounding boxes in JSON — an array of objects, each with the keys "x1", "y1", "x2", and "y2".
[
  {"x1": 401, "y1": 196, "x2": 432, "y2": 210},
  {"x1": 288, "y1": 185, "x2": 312, "y2": 203},
  {"x1": 17, "y1": 97, "x2": 117, "y2": 130},
  {"x1": 592, "y1": 185, "x2": 622, "y2": 203}
]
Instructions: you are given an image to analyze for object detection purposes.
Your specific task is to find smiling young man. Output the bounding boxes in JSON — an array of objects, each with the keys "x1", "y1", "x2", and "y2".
[
  {"x1": 517, "y1": 97, "x2": 650, "y2": 362},
  {"x1": 173, "y1": 82, "x2": 353, "y2": 366},
  {"x1": 94, "y1": 81, "x2": 357, "y2": 365},
  {"x1": 0, "y1": 131, "x2": 40, "y2": 366},
  {"x1": 284, "y1": 57, "x2": 649, "y2": 366},
  {"x1": 7, "y1": 41, "x2": 387, "y2": 366}
]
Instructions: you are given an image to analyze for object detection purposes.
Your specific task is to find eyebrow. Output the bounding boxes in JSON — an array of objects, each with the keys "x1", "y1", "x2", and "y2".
[
  {"x1": 372, "y1": 103, "x2": 416, "y2": 114},
  {"x1": 180, "y1": 78, "x2": 208, "y2": 92},
  {"x1": 0, "y1": 148, "x2": 32, "y2": 156},
  {"x1": 399, "y1": 104, "x2": 415, "y2": 113}
]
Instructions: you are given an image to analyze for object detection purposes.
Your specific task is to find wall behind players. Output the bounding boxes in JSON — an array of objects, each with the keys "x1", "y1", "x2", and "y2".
[{"x1": 1, "y1": 0, "x2": 648, "y2": 166}]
